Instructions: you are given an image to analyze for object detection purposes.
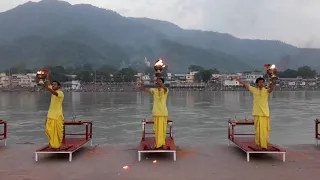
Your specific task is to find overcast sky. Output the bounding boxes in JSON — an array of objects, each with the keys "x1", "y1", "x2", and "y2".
[{"x1": 1, "y1": 0, "x2": 320, "y2": 48}]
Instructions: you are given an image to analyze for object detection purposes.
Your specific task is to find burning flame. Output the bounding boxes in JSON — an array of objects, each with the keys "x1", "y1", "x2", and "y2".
[
  {"x1": 264, "y1": 64, "x2": 276, "y2": 70},
  {"x1": 153, "y1": 160, "x2": 157, "y2": 164},
  {"x1": 122, "y1": 166, "x2": 129, "y2": 170},
  {"x1": 37, "y1": 70, "x2": 47, "y2": 75},
  {"x1": 154, "y1": 59, "x2": 166, "y2": 68}
]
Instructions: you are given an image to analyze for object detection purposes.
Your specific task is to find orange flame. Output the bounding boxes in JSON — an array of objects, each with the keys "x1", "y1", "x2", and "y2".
[
  {"x1": 155, "y1": 59, "x2": 166, "y2": 68},
  {"x1": 264, "y1": 64, "x2": 276, "y2": 70},
  {"x1": 37, "y1": 70, "x2": 48, "y2": 75},
  {"x1": 153, "y1": 160, "x2": 157, "y2": 164},
  {"x1": 264, "y1": 64, "x2": 270, "y2": 70}
]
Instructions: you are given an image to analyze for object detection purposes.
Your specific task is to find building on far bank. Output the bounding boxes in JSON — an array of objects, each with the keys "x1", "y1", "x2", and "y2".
[
  {"x1": 135, "y1": 72, "x2": 175, "y2": 86},
  {"x1": 186, "y1": 71, "x2": 198, "y2": 83},
  {"x1": 0, "y1": 73, "x2": 37, "y2": 87},
  {"x1": 167, "y1": 73, "x2": 173, "y2": 81},
  {"x1": 278, "y1": 77, "x2": 317, "y2": 87},
  {"x1": 63, "y1": 74, "x2": 81, "y2": 90},
  {"x1": 212, "y1": 74, "x2": 222, "y2": 79},
  {"x1": 62, "y1": 80, "x2": 81, "y2": 90},
  {"x1": 0, "y1": 73, "x2": 10, "y2": 87},
  {"x1": 244, "y1": 71, "x2": 263, "y2": 83},
  {"x1": 216, "y1": 73, "x2": 241, "y2": 81},
  {"x1": 173, "y1": 74, "x2": 187, "y2": 82},
  {"x1": 10, "y1": 73, "x2": 36, "y2": 87},
  {"x1": 223, "y1": 79, "x2": 240, "y2": 86},
  {"x1": 170, "y1": 82, "x2": 205, "y2": 88},
  {"x1": 65, "y1": 75, "x2": 77, "y2": 80}
]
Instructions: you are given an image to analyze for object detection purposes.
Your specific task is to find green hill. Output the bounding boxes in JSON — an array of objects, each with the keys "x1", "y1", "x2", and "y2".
[{"x1": 0, "y1": 0, "x2": 319, "y2": 72}]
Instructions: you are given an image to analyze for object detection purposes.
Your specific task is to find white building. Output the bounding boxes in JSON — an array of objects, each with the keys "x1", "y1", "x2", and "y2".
[
  {"x1": 65, "y1": 75, "x2": 77, "y2": 80},
  {"x1": 0, "y1": 73, "x2": 10, "y2": 87},
  {"x1": 245, "y1": 72, "x2": 263, "y2": 83},
  {"x1": 11, "y1": 73, "x2": 37, "y2": 87},
  {"x1": 223, "y1": 80, "x2": 240, "y2": 86},
  {"x1": 141, "y1": 74, "x2": 151, "y2": 84},
  {"x1": 167, "y1": 73, "x2": 173, "y2": 80},
  {"x1": 212, "y1": 74, "x2": 222, "y2": 79},
  {"x1": 186, "y1": 71, "x2": 198, "y2": 83},
  {"x1": 63, "y1": 80, "x2": 81, "y2": 90},
  {"x1": 173, "y1": 74, "x2": 187, "y2": 82},
  {"x1": 142, "y1": 74, "x2": 151, "y2": 81},
  {"x1": 136, "y1": 73, "x2": 143, "y2": 77},
  {"x1": 219, "y1": 73, "x2": 242, "y2": 80},
  {"x1": 279, "y1": 77, "x2": 317, "y2": 87}
]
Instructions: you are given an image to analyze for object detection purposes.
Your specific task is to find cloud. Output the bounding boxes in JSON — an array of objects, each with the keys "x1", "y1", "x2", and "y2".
[{"x1": 1, "y1": 0, "x2": 320, "y2": 48}]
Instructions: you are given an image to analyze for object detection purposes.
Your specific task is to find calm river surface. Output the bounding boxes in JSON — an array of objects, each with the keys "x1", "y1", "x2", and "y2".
[{"x1": 0, "y1": 91, "x2": 319, "y2": 146}]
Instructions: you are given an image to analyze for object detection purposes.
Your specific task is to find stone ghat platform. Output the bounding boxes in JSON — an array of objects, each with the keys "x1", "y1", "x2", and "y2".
[{"x1": 1, "y1": 143, "x2": 320, "y2": 180}]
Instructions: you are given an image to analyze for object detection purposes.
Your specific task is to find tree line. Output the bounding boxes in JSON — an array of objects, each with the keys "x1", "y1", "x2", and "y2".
[
  {"x1": 187, "y1": 65, "x2": 317, "y2": 82},
  {"x1": 277, "y1": 66, "x2": 317, "y2": 79},
  {"x1": 4, "y1": 63, "x2": 162, "y2": 83},
  {"x1": 4, "y1": 63, "x2": 318, "y2": 83},
  {"x1": 188, "y1": 65, "x2": 220, "y2": 82}
]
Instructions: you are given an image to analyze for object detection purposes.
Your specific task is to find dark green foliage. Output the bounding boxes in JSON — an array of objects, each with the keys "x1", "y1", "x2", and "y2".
[{"x1": 278, "y1": 66, "x2": 316, "y2": 78}]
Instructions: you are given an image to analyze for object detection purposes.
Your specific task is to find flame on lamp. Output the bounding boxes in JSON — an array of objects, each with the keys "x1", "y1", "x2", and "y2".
[
  {"x1": 154, "y1": 59, "x2": 166, "y2": 68},
  {"x1": 36, "y1": 69, "x2": 48, "y2": 85},
  {"x1": 264, "y1": 64, "x2": 277, "y2": 86},
  {"x1": 154, "y1": 59, "x2": 166, "y2": 77},
  {"x1": 264, "y1": 64, "x2": 276, "y2": 70},
  {"x1": 37, "y1": 70, "x2": 46, "y2": 75}
]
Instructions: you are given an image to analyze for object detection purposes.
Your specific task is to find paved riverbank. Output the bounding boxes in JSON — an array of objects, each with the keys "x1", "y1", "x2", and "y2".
[{"x1": 1, "y1": 143, "x2": 320, "y2": 180}]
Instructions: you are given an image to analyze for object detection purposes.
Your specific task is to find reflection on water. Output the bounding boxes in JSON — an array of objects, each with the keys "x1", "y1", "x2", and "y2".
[{"x1": 1, "y1": 91, "x2": 320, "y2": 146}]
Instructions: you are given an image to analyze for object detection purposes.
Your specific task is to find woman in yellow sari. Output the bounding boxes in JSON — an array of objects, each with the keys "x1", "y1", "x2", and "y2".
[
  {"x1": 233, "y1": 77, "x2": 274, "y2": 149},
  {"x1": 138, "y1": 78, "x2": 169, "y2": 149}
]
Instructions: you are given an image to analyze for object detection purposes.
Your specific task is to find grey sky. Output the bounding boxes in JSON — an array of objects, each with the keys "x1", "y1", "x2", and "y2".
[{"x1": 1, "y1": 0, "x2": 320, "y2": 48}]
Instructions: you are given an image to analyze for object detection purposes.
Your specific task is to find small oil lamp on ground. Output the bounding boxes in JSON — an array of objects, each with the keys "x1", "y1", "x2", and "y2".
[
  {"x1": 36, "y1": 69, "x2": 48, "y2": 85},
  {"x1": 154, "y1": 59, "x2": 166, "y2": 78},
  {"x1": 264, "y1": 64, "x2": 277, "y2": 87}
]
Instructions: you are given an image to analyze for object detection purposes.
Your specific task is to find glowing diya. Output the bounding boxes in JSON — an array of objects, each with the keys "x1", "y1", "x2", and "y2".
[
  {"x1": 264, "y1": 64, "x2": 277, "y2": 86},
  {"x1": 154, "y1": 59, "x2": 166, "y2": 78},
  {"x1": 36, "y1": 69, "x2": 48, "y2": 85}
]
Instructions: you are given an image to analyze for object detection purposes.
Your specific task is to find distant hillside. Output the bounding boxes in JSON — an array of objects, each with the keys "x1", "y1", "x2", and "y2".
[
  {"x1": 0, "y1": 35, "x2": 126, "y2": 67},
  {"x1": 0, "y1": 0, "x2": 319, "y2": 72},
  {"x1": 133, "y1": 18, "x2": 320, "y2": 70}
]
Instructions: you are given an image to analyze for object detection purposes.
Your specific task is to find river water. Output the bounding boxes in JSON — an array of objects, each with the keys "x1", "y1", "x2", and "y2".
[{"x1": 0, "y1": 91, "x2": 319, "y2": 146}]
